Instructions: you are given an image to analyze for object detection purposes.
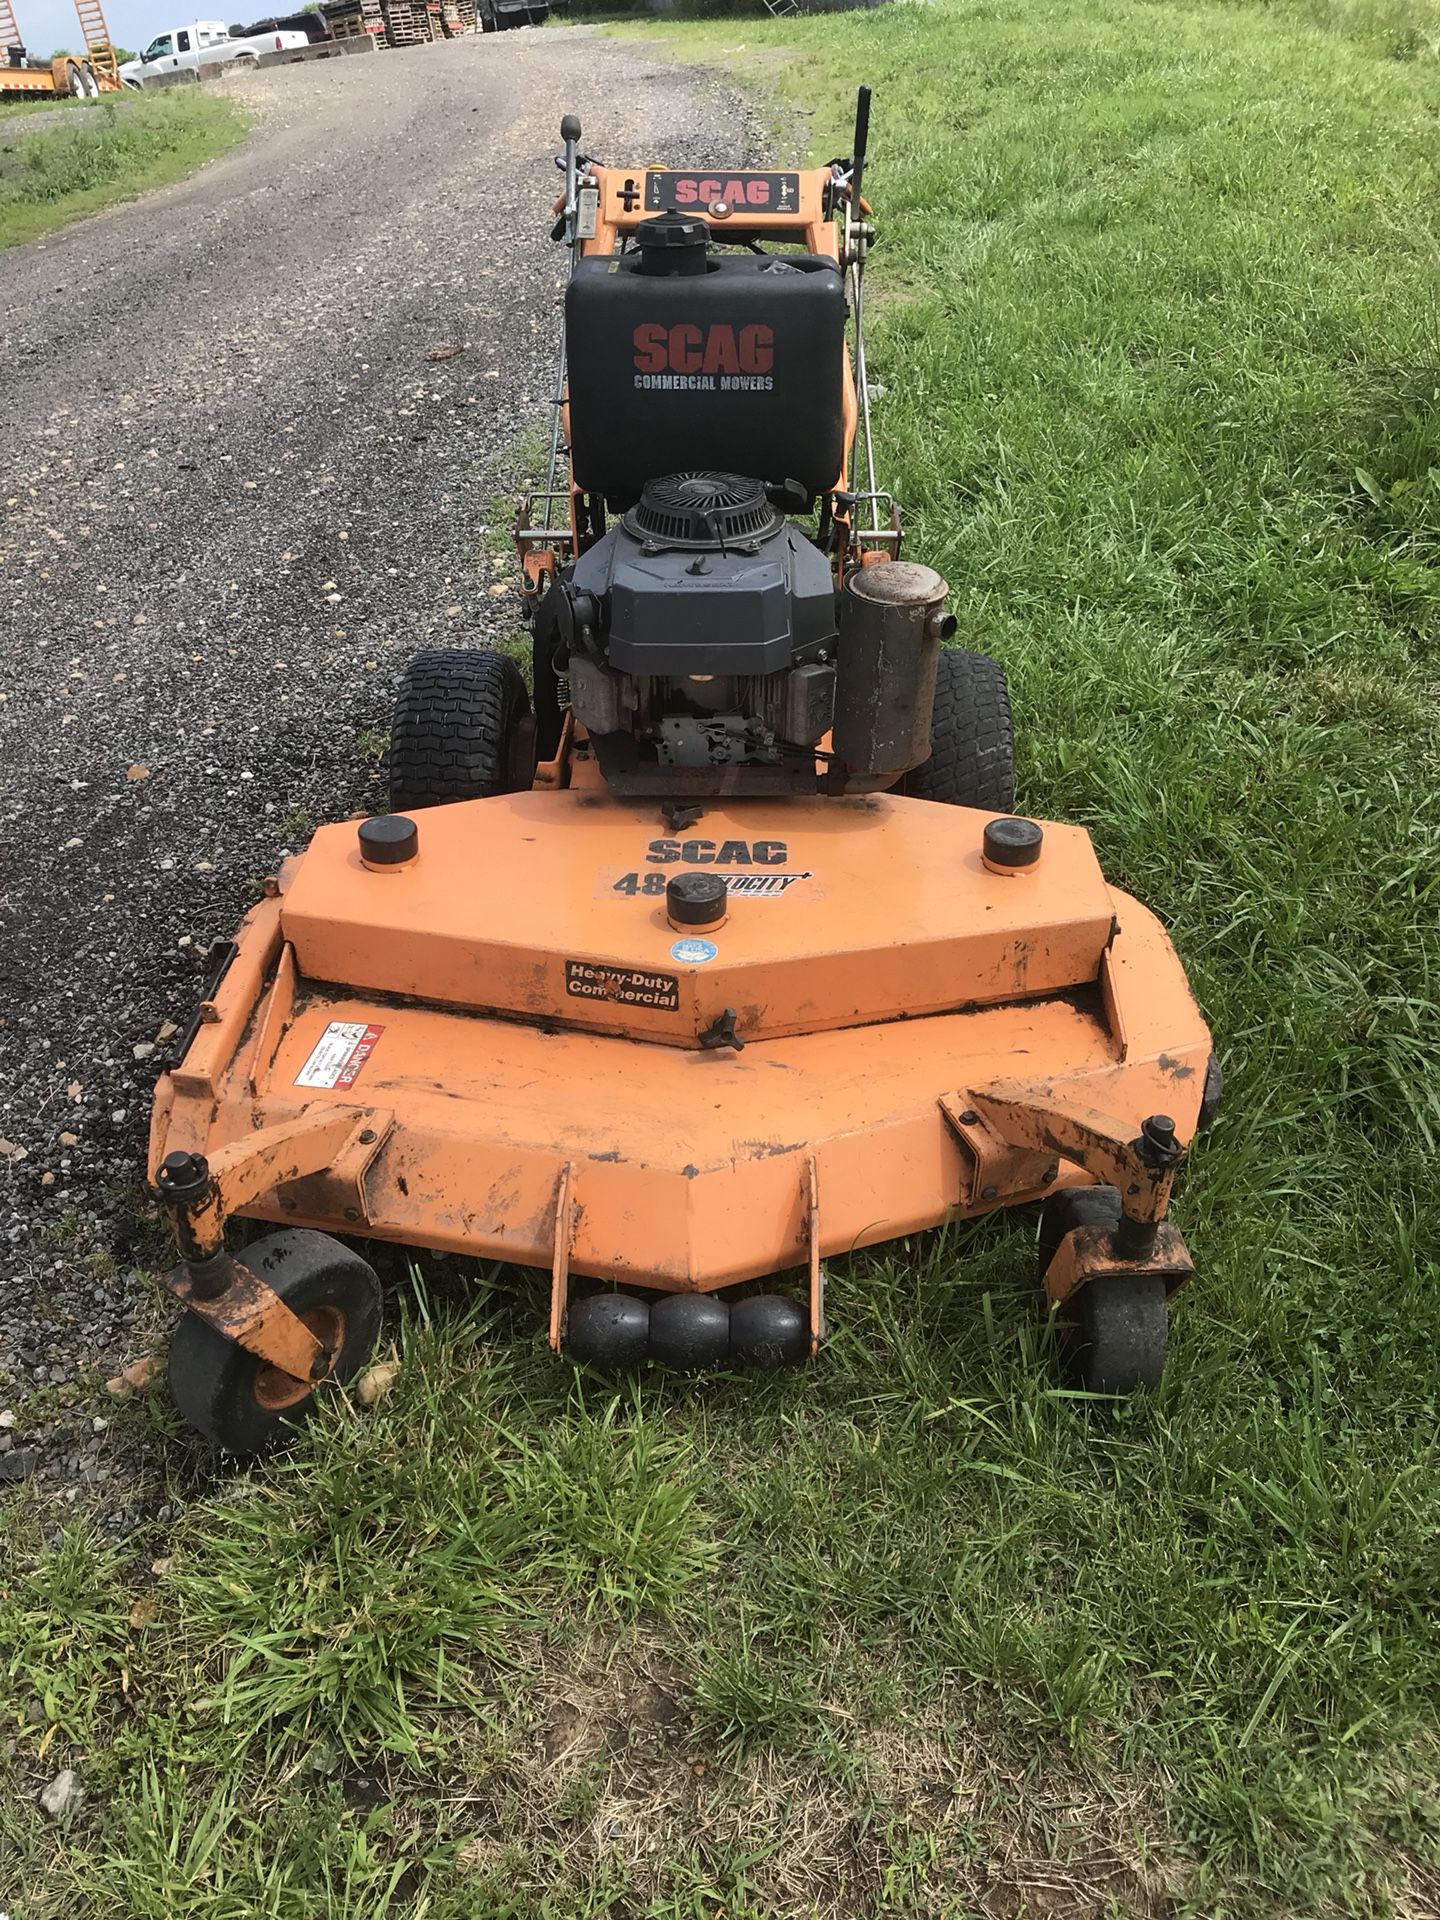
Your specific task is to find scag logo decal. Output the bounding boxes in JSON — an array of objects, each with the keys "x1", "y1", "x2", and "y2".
[
  {"x1": 646, "y1": 839, "x2": 788, "y2": 866},
  {"x1": 632, "y1": 324, "x2": 775, "y2": 395},
  {"x1": 641, "y1": 171, "x2": 800, "y2": 214},
  {"x1": 633, "y1": 323, "x2": 773, "y2": 377}
]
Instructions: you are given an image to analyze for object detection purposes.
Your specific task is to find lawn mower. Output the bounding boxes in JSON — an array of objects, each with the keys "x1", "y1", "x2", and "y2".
[{"x1": 147, "y1": 92, "x2": 1218, "y2": 1453}]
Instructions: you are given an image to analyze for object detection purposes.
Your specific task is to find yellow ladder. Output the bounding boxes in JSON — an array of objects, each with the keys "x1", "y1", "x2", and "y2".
[
  {"x1": 72, "y1": 0, "x2": 119, "y2": 82},
  {"x1": 0, "y1": 0, "x2": 24, "y2": 53}
]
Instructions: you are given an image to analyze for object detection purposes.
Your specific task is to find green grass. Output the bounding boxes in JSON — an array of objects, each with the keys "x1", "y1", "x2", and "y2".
[
  {"x1": 4, "y1": 0, "x2": 1438, "y2": 1913},
  {"x1": 0, "y1": 90, "x2": 247, "y2": 248}
]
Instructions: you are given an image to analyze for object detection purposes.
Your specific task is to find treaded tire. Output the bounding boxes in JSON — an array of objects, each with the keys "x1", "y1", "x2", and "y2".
[
  {"x1": 168, "y1": 1229, "x2": 382, "y2": 1456},
  {"x1": 389, "y1": 648, "x2": 534, "y2": 811},
  {"x1": 901, "y1": 648, "x2": 1015, "y2": 811}
]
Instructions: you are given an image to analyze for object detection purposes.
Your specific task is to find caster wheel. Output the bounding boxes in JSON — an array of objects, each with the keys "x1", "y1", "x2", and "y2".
[
  {"x1": 1065, "y1": 1275, "x2": 1168, "y2": 1394},
  {"x1": 167, "y1": 1229, "x2": 382, "y2": 1456},
  {"x1": 730, "y1": 1294, "x2": 808, "y2": 1369},
  {"x1": 566, "y1": 1292, "x2": 649, "y2": 1368},
  {"x1": 648, "y1": 1293, "x2": 729, "y2": 1370},
  {"x1": 1037, "y1": 1184, "x2": 1122, "y2": 1281},
  {"x1": 1037, "y1": 1186, "x2": 1167, "y2": 1393}
]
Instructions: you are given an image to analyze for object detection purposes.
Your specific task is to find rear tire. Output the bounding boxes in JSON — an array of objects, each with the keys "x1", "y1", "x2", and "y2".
[
  {"x1": 902, "y1": 648, "x2": 1014, "y2": 811},
  {"x1": 388, "y1": 648, "x2": 534, "y2": 810},
  {"x1": 168, "y1": 1229, "x2": 382, "y2": 1455}
]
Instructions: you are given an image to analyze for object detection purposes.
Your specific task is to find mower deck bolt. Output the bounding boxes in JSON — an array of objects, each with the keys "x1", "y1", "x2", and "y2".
[
  {"x1": 959, "y1": 1109, "x2": 979, "y2": 1126},
  {"x1": 358, "y1": 1129, "x2": 377, "y2": 1146},
  {"x1": 358, "y1": 815, "x2": 418, "y2": 869},
  {"x1": 667, "y1": 871, "x2": 727, "y2": 931},
  {"x1": 982, "y1": 816, "x2": 1043, "y2": 875},
  {"x1": 981, "y1": 1184, "x2": 998, "y2": 1201}
]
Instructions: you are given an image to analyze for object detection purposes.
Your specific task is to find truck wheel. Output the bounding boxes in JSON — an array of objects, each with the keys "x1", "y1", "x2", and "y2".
[
  {"x1": 168, "y1": 1230, "x2": 382, "y2": 1455},
  {"x1": 65, "y1": 60, "x2": 94, "y2": 96},
  {"x1": 901, "y1": 648, "x2": 1014, "y2": 812},
  {"x1": 389, "y1": 648, "x2": 535, "y2": 810}
]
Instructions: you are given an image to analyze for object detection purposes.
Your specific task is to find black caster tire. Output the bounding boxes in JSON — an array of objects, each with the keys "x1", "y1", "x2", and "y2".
[
  {"x1": 1065, "y1": 1275, "x2": 1168, "y2": 1394},
  {"x1": 167, "y1": 1229, "x2": 382, "y2": 1456},
  {"x1": 388, "y1": 648, "x2": 534, "y2": 811},
  {"x1": 566, "y1": 1292, "x2": 650, "y2": 1369},
  {"x1": 1037, "y1": 1187, "x2": 1167, "y2": 1393},
  {"x1": 648, "y1": 1294, "x2": 730, "y2": 1370},
  {"x1": 900, "y1": 648, "x2": 1015, "y2": 812},
  {"x1": 729, "y1": 1294, "x2": 808, "y2": 1369}
]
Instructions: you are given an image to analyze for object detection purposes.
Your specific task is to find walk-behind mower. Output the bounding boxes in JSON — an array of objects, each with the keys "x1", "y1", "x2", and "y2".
[{"x1": 147, "y1": 94, "x2": 1218, "y2": 1453}]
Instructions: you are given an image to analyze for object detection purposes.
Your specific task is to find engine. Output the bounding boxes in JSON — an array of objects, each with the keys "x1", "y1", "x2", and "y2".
[{"x1": 553, "y1": 471, "x2": 840, "y2": 794}]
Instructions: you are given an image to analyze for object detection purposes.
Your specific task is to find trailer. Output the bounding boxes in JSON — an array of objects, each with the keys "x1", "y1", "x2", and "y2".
[{"x1": 0, "y1": 0, "x2": 124, "y2": 96}]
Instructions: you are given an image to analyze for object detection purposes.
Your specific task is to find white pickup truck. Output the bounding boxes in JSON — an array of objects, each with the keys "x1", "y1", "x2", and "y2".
[{"x1": 119, "y1": 19, "x2": 308, "y2": 85}]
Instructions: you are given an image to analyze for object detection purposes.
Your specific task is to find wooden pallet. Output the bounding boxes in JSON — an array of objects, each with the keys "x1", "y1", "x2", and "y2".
[{"x1": 381, "y1": 0, "x2": 430, "y2": 43}]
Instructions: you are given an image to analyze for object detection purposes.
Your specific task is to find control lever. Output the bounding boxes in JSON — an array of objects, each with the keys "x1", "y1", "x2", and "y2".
[
  {"x1": 556, "y1": 111, "x2": 582, "y2": 248},
  {"x1": 850, "y1": 84, "x2": 871, "y2": 212}
]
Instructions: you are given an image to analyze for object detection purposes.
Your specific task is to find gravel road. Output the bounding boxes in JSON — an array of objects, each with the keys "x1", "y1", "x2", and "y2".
[{"x1": 0, "y1": 30, "x2": 772, "y2": 1525}]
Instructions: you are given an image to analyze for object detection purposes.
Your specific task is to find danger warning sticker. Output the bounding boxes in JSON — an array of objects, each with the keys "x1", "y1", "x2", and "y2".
[
  {"x1": 295, "y1": 1021, "x2": 384, "y2": 1090},
  {"x1": 565, "y1": 960, "x2": 680, "y2": 1012}
]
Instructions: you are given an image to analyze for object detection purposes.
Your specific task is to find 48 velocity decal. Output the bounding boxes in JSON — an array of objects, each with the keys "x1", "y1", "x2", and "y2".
[{"x1": 597, "y1": 869, "x2": 820, "y2": 901}]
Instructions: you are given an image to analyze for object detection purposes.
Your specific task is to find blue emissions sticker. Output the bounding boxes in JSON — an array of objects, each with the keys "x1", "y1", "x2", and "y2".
[{"x1": 670, "y1": 937, "x2": 719, "y2": 965}]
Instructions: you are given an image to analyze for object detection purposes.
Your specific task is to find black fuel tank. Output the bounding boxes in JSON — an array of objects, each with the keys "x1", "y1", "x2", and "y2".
[{"x1": 565, "y1": 251, "x2": 848, "y2": 507}]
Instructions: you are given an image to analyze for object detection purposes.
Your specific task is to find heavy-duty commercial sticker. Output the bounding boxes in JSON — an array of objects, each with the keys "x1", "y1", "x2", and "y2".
[
  {"x1": 295, "y1": 1021, "x2": 384, "y2": 1090},
  {"x1": 565, "y1": 960, "x2": 680, "y2": 1011}
]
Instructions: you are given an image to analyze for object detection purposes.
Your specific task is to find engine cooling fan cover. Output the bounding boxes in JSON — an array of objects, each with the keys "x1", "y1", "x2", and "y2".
[{"x1": 624, "y1": 472, "x2": 781, "y2": 549}]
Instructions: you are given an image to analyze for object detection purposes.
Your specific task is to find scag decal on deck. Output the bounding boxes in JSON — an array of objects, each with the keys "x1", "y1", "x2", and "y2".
[
  {"x1": 641, "y1": 171, "x2": 800, "y2": 215},
  {"x1": 294, "y1": 1021, "x2": 384, "y2": 1091},
  {"x1": 646, "y1": 838, "x2": 789, "y2": 866},
  {"x1": 565, "y1": 960, "x2": 680, "y2": 1012}
]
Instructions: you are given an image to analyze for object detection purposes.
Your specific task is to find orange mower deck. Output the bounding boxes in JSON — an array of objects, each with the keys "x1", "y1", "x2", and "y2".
[{"x1": 149, "y1": 789, "x2": 1211, "y2": 1355}]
